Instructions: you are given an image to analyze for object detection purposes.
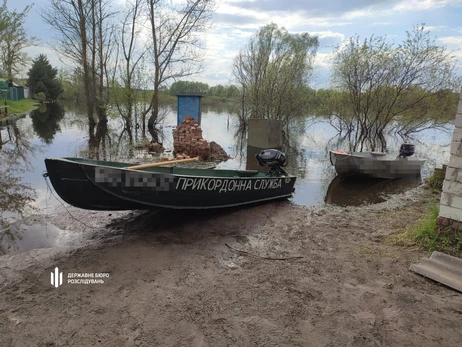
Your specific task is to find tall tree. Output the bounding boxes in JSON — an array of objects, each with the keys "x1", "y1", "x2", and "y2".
[
  {"x1": 0, "y1": 0, "x2": 37, "y2": 80},
  {"x1": 110, "y1": 0, "x2": 149, "y2": 130},
  {"x1": 144, "y1": 0, "x2": 216, "y2": 137},
  {"x1": 329, "y1": 25, "x2": 461, "y2": 152},
  {"x1": 27, "y1": 54, "x2": 63, "y2": 100},
  {"x1": 232, "y1": 23, "x2": 319, "y2": 128},
  {"x1": 42, "y1": 0, "x2": 116, "y2": 121}
]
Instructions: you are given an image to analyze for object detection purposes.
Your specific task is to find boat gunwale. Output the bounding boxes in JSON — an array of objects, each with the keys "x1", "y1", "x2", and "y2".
[
  {"x1": 329, "y1": 150, "x2": 425, "y2": 163},
  {"x1": 45, "y1": 157, "x2": 296, "y2": 179}
]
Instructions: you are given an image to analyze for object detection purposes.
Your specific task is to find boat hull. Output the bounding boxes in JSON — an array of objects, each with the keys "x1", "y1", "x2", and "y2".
[
  {"x1": 329, "y1": 151, "x2": 424, "y2": 179},
  {"x1": 44, "y1": 158, "x2": 296, "y2": 210}
]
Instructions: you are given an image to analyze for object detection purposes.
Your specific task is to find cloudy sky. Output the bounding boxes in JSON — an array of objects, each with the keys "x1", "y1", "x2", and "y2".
[{"x1": 9, "y1": 0, "x2": 462, "y2": 88}]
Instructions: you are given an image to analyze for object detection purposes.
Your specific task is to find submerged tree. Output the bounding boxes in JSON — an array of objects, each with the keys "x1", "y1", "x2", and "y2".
[
  {"x1": 109, "y1": 0, "x2": 149, "y2": 134},
  {"x1": 42, "y1": 0, "x2": 116, "y2": 121},
  {"x1": 328, "y1": 25, "x2": 461, "y2": 152},
  {"x1": 232, "y1": 23, "x2": 319, "y2": 128},
  {"x1": 144, "y1": 0, "x2": 216, "y2": 137}
]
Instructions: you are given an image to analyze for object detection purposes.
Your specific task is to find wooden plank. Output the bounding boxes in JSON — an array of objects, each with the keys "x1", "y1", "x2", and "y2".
[{"x1": 127, "y1": 157, "x2": 199, "y2": 170}]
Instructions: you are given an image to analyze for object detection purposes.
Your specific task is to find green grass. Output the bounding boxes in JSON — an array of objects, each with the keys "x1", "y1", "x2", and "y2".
[
  {"x1": 388, "y1": 204, "x2": 462, "y2": 255},
  {"x1": 425, "y1": 169, "x2": 445, "y2": 191},
  {"x1": 1, "y1": 98, "x2": 38, "y2": 115}
]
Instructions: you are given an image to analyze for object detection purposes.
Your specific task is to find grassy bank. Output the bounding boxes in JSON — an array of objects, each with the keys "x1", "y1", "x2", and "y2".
[
  {"x1": 388, "y1": 203, "x2": 462, "y2": 255},
  {"x1": 0, "y1": 98, "x2": 38, "y2": 118}
]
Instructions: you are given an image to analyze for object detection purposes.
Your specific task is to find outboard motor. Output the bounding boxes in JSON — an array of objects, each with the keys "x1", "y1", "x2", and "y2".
[
  {"x1": 399, "y1": 143, "x2": 415, "y2": 158},
  {"x1": 256, "y1": 149, "x2": 288, "y2": 176}
]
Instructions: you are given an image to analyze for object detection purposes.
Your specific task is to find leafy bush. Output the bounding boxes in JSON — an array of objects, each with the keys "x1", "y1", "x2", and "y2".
[
  {"x1": 35, "y1": 92, "x2": 46, "y2": 103},
  {"x1": 425, "y1": 167, "x2": 446, "y2": 191}
]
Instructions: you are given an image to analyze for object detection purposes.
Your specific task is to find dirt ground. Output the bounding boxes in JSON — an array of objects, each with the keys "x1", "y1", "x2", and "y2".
[{"x1": 1, "y1": 187, "x2": 462, "y2": 347}]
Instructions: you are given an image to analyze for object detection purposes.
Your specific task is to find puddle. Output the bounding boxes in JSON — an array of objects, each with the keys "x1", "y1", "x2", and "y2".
[
  {"x1": 324, "y1": 175, "x2": 423, "y2": 207},
  {"x1": 0, "y1": 223, "x2": 76, "y2": 255}
]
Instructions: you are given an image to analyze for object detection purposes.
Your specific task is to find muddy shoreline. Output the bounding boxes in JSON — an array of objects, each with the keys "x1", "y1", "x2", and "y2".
[{"x1": 1, "y1": 187, "x2": 462, "y2": 347}]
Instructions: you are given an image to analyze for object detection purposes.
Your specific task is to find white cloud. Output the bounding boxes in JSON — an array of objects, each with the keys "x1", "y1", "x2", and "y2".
[
  {"x1": 392, "y1": 0, "x2": 462, "y2": 12},
  {"x1": 426, "y1": 25, "x2": 450, "y2": 31},
  {"x1": 310, "y1": 31, "x2": 345, "y2": 41},
  {"x1": 342, "y1": 0, "x2": 462, "y2": 21},
  {"x1": 313, "y1": 52, "x2": 333, "y2": 69},
  {"x1": 439, "y1": 35, "x2": 462, "y2": 46}
]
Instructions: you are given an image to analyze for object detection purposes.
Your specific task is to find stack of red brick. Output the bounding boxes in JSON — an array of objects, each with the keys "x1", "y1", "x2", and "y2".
[{"x1": 172, "y1": 116, "x2": 210, "y2": 160}]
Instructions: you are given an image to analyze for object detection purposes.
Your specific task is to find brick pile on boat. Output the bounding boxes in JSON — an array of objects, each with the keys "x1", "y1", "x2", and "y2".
[{"x1": 172, "y1": 116, "x2": 210, "y2": 160}]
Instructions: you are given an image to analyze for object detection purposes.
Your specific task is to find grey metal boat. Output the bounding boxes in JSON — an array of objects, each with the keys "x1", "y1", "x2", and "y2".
[{"x1": 329, "y1": 144, "x2": 425, "y2": 179}]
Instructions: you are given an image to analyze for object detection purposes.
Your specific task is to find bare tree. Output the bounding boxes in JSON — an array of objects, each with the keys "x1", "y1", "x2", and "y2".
[
  {"x1": 111, "y1": 0, "x2": 149, "y2": 129},
  {"x1": 42, "y1": 0, "x2": 116, "y2": 121},
  {"x1": 144, "y1": 0, "x2": 216, "y2": 137}
]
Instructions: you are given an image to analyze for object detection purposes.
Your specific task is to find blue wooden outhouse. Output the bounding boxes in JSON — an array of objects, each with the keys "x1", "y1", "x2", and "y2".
[{"x1": 176, "y1": 94, "x2": 203, "y2": 126}]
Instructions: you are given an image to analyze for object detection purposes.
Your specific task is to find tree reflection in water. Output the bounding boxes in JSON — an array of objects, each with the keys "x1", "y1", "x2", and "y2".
[
  {"x1": 82, "y1": 114, "x2": 162, "y2": 162},
  {"x1": 0, "y1": 119, "x2": 39, "y2": 254},
  {"x1": 30, "y1": 103, "x2": 66, "y2": 144}
]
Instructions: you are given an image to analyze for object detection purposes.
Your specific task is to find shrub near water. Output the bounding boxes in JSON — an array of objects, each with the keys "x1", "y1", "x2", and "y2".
[
  {"x1": 425, "y1": 169, "x2": 445, "y2": 191},
  {"x1": 390, "y1": 205, "x2": 462, "y2": 255},
  {"x1": 35, "y1": 92, "x2": 47, "y2": 103}
]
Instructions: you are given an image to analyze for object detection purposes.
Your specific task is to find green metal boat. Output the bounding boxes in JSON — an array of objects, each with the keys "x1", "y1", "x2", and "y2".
[{"x1": 44, "y1": 151, "x2": 296, "y2": 210}]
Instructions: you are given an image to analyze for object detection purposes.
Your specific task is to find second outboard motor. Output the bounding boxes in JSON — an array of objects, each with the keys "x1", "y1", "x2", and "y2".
[
  {"x1": 399, "y1": 143, "x2": 415, "y2": 158},
  {"x1": 256, "y1": 149, "x2": 288, "y2": 176}
]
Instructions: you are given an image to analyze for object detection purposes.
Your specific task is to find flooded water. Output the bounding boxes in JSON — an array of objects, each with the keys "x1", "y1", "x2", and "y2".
[{"x1": 0, "y1": 102, "x2": 453, "y2": 254}]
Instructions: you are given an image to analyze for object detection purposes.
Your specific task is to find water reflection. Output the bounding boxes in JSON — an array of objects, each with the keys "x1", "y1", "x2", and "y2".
[
  {"x1": 0, "y1": 223, "x2": 73, "y2": 254},
  {"x1": 0, "y1": 120, "x2": 40, "y2": 253},
  {"x1": 324, "y1": 175, "x2": 422, "y2": 207},
  {"x1": 238, "y1": 117, "x2": 428, "y2": 207},
  {"x1": 30, "y1": 103, "x2": 66, "y2": 144},
  {"x1": 0, "y1": 114, "x2": 26, "y2": 127}
]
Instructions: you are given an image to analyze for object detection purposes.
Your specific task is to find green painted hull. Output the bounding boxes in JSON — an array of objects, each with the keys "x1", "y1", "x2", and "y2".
[{"x1": 44, "y1": 158, "x2": 296, "y2": 210}]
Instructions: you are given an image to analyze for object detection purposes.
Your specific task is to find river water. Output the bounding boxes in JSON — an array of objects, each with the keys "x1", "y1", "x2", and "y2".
[{"x1": 0, "y1": 103, "x2": 453, "y2": 254}]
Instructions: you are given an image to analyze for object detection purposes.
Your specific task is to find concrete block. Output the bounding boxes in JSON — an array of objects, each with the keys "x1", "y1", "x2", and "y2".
[
  {"x1": 442, "y1": 180, "x2": 462, "y2": 195},
  {"x1": 248, "y1": 118, "x2": 283, "y2": 149},
  {"x1": 448, "y1": 155, "x2": 462, "y2": 169},
  {"x1": 455, "y1": 113, "x2": 462, "y2": 128},
  {"x1": 445, "y1": 167, "x2": 459, "y2": 182},
  {"x1": 451, "y1": 128, "x2": 462, "y2": 142},
  {"x1": 439, "y1": 204, "x2": 462, "y2": 221},
  {"x1": 452, "y1": 196, "x2": 462, "y2": 210},
  {"x1": 441, "y1": 192, "x2": 462, "y2": 209},
  {"x1": 450, "y1": 141, "x2": 462, "y2": 156},
  {"x1": 441, "y1": 192, "x2": 452, "y2": 206}
]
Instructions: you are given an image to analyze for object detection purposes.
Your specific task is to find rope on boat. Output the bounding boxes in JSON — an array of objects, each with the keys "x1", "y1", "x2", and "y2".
[
  {"x1": 42, "y1": 172, "x2": 160, "y2": 231},
  {"x1": 42, "y1": 171, "x2": 106, "y2": 230}
]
